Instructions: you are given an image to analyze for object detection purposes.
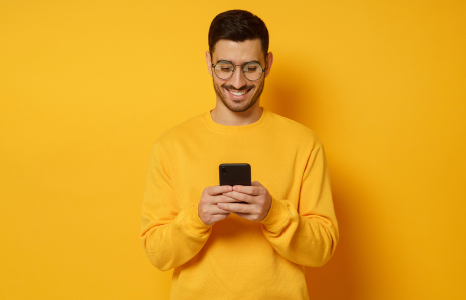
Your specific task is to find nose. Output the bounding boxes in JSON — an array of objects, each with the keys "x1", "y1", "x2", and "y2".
[{"x1": 229, "y1": 65, "x2": 248, "y2": 89}]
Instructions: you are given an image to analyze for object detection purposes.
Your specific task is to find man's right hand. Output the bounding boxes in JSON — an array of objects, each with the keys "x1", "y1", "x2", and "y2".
[{"x1": 198, "y1": 185, "x2": 233, "y2": 226}]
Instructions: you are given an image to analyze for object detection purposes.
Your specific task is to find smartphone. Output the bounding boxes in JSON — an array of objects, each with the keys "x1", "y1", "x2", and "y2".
[{"x1": 219, "y1": 163, "x2": 251, "y2": 186}]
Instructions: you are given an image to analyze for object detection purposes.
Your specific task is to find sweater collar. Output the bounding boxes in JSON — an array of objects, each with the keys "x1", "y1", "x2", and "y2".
[{"x1": 204, "y1": 107, "x2": 271, "y2": 134}]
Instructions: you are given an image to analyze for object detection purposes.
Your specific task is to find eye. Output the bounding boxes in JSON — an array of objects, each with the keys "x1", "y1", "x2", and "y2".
[
  {"x1": 244, "y1": 63, "x2": 261, "y2": 73},
  {"x1": 218, "y1": 63, "x2": 233, "y2": 72}
]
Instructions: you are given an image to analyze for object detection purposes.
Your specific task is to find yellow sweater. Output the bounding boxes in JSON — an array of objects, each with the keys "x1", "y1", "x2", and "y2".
[{"x1": 141, "y1": 108, "x2": 339, "y2": 300}]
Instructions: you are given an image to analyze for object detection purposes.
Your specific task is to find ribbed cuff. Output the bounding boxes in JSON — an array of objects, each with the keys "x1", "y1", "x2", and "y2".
[
  {"x1": 184, "y1": 205, "x2": 212, "y2": 237},
  {"x1": 260, "y1": 198, "x2": 289, "y2": 231}
]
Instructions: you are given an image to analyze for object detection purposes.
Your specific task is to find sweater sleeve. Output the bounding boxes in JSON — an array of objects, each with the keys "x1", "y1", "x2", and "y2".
[
  {"x1": 140, "y1": 143, "x2": 212, "y2": 271},
  {"x1": 260, "y1": 143, "x2": 339, "y2": 267}
]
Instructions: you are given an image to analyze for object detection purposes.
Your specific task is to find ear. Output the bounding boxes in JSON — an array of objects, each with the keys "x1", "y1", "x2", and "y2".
[
  {"x1": 206, "y1": 51, "x2": 213, "y2": 77},
  {"x1": 265, "y1": 52, "x2": 273, "y2": 78}
]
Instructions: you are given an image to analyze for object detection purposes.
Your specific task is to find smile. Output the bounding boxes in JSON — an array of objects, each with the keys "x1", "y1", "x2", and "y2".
[
  {"x1": 225, "y1": 88, "x2": 252, "y2": 97},
  {"x1": 230, "y1": 90, "x2": 246, "y2": 96}
]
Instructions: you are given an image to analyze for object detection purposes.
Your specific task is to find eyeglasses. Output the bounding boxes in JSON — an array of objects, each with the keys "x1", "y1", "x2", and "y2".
[{"x1": 211, "y1": 60, "x2": 266, "y2": 81}]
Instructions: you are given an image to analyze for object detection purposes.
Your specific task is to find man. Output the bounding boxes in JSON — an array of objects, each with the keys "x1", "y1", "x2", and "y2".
[{"x1": 141, "y1": 9, "x2": 339, "y2": 300}]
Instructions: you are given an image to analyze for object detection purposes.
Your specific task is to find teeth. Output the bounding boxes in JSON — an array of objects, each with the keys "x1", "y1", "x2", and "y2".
[{"x1": 229, "y1": 90, "x2": 246, "y2": 96}]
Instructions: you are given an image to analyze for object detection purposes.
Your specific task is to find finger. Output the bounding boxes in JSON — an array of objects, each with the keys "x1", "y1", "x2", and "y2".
[
  {"x1": 208, "y1": 185, "x2": 233, "y2": 196},
  {"x1": 233, "y1": 184, "x2": 262, "y2": 196},
  {"x1": 221, "y1": 191, "x2": 252, "y2": 203},
  {"x1": 209, "y1": 206, "x2": 232, "y2": 215},
  {"x1": 203, "y1": 194, "x2": 237, "y2": 206},
  {"x1": 217, "y1": 202, "x2": 256, "y2": 214},
  {"x1": 200, "y1": 205, "x2": 231, "y2": 216},
  {"x1": 215, "y1": 194, "x2": 245, "y2": 204}
]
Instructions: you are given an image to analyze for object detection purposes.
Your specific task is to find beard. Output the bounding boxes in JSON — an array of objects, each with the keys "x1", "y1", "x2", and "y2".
[{"x1": 213, "y1": 79, "x2": 265, "y2": 113}]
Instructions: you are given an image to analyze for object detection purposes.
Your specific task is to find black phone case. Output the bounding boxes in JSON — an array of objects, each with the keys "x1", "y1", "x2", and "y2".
[{"x1": 219, "y1": 163, "x2": 251, "y2": 186}]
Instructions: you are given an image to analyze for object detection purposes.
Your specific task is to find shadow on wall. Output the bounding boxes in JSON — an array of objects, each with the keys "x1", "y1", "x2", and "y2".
[
  {"x1": 304, "y1": 179, "x2": 359, "y2": 300},
  {"x1": 265, "y1": 61, "x2": 360, "y2": 299},
  {"x1": 262, "y1": 55, "x2": 326, "y2": 130},
  {"x1": 262, "y1": 64, "x2": 312, "y2": 125}
]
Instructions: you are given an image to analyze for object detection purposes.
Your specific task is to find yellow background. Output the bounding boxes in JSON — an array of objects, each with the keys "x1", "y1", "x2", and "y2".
[{"x1": 1, "y1": 1, "x2": 465, "y2": 299}]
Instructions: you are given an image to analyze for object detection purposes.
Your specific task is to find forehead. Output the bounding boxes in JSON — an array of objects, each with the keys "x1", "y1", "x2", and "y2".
[{"x1": 212, "y1": 39, "x2": 264, "y2": 63}]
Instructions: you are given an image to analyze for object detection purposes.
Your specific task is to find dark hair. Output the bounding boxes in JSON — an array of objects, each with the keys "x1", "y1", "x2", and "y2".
[{"x1": 208, "y1": 10, "x2": 269, "y2": 59}]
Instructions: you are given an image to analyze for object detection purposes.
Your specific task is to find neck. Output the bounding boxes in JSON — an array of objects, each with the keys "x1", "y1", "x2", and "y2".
[{"x1": 210, "y1": 104, "x2": 263, "y2": 126}]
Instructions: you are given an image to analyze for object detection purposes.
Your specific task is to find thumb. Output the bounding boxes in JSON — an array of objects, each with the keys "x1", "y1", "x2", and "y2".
[{"x1": 251, "y1": 181, "x2": 262, "y2": 186}]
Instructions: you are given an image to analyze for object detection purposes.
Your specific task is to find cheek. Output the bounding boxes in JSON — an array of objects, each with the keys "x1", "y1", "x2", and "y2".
[
  {"x1": 214, "y1": 78, "x2": 225, "y2": 88},
  {"x1": 251, "y1": 81, "x2": 262, "y2": 91}
]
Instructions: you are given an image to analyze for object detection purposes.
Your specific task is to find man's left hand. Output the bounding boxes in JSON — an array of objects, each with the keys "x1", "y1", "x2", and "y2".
[{"x1": 217, "y1": 181, "x2": 272, "y2": 222}]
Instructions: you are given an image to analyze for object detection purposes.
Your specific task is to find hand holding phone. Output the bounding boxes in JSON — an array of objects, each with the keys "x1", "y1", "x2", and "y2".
[{"x1": 198, "y1": 185, "x2": 233, "y2": 226}]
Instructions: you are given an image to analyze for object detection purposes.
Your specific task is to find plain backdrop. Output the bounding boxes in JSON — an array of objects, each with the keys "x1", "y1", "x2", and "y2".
[{"x1": 1, "y1": 1, "x2": 465, "y2": 299}]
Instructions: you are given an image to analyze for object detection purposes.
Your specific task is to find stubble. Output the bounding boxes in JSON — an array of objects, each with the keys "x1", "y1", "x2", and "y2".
[{"x1": 213, "y1": 79, "x2": 265, "y2": 113}]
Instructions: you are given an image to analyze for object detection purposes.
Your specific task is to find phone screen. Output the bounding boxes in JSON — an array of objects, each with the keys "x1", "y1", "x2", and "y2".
[{"x1": 219, "y1": 163, "x2": 251, "y2": 186}]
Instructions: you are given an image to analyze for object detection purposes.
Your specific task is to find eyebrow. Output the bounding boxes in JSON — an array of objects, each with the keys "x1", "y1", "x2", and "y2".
[{"x1": 216, "y1": 59, "x2": 261, "y2": 65}]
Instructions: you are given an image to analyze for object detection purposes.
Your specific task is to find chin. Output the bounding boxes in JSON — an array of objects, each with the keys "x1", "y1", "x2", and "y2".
[{"x1": 223, "y1": 97, "x2": 257, "y2": 113}]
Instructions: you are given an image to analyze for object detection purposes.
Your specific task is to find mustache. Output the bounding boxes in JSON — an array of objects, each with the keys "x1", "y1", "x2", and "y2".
[{"x1": 221, "y1": 84, "x2": 254, "y2": 91}]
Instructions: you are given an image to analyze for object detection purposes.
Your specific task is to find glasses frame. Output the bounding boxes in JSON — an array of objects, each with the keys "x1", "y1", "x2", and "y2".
[{"x1": 211, "y1": 60, "x2": 267, "y2": 81}]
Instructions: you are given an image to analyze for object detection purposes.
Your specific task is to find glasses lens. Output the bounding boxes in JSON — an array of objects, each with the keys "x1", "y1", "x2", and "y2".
[
  {"x1": 214, "y1": 61, "x2": 234, "y2": 80},
  {"x1": 243, "y1": 62, "x2": 263, "y2": 81}
]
